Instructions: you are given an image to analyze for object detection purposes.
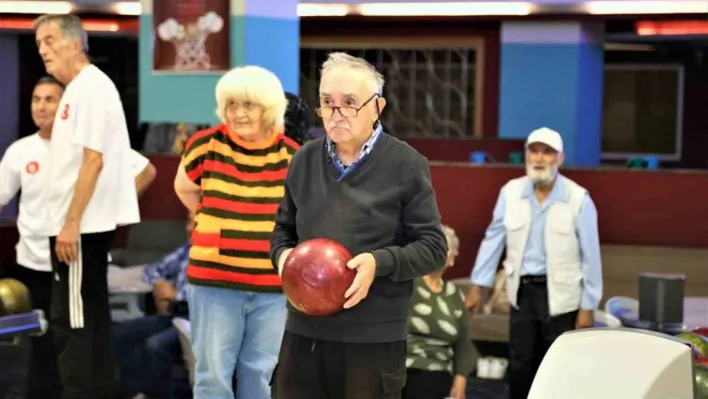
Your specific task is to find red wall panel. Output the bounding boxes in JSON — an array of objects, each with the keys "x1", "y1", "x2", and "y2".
[{"x1": 4, "y1": 155, "x2": 708, "y2": 280}]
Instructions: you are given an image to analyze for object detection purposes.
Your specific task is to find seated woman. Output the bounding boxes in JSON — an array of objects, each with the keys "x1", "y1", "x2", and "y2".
[
  {"x1": 113, "y1": 212, "x2": 194, "y2": 399},
  {"x1": 404, "y1": 225, "x2": 475, "y2": 399}
]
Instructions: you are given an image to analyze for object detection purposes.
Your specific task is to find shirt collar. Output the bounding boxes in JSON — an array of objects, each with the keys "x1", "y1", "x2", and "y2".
[{"x1": 326, "y1": 124, "x2": 383, "y2": 162}]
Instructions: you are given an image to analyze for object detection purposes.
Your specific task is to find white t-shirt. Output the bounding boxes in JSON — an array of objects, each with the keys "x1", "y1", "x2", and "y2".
[
  {"x1": 0, "y1": 130, "x2": 148, "y2": 272},
  {"x1": 129, "y1": 149, "x2": 150, "y2": 175},
  {"x1": 44, "y1": 64, "x2": 140, "y2": 236},
  {"x1": 0, "y1": 134, "x2": 52, "y2": 271}
]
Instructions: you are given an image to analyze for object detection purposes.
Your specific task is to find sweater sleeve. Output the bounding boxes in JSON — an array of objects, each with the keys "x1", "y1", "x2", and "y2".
[
  {"x1": 269, "y1": 162, "x2": 300, "y2": 270},
  {"x1": 453, "y1": 303, "x2": 475, "y2": 378},
  {"x1": 371, "y1": 154, "x2": 448, "y2": 281}
]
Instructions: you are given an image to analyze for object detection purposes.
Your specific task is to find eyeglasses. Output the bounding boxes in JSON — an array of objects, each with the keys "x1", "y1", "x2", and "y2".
[{"x1": 315, "y1": 93, "x2": 379, "y2": 118}]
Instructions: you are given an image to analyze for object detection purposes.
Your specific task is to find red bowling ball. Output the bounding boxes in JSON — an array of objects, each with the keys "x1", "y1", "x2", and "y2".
[{"x1": 281, "y1": 238, "x2": 356, "y2": 316}]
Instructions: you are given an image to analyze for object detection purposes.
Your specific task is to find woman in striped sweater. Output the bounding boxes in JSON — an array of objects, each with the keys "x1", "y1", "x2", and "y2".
[{"x1": 174, "y1": 65, "x2": 299, "y2": 399}]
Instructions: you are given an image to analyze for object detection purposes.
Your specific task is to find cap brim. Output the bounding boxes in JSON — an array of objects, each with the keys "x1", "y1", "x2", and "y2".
[{"x1": 526, "y1": 140, "x2": 561, "y2": 152}]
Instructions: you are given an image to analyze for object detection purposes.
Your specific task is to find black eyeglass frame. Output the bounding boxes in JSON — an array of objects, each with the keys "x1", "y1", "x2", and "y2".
[{"x1": 315, "y1": 93, "x2": 380, "y2": 118}]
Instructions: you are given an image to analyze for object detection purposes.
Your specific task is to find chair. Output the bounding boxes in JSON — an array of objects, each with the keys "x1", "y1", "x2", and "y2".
[
  {"x1": 173, "y1": 317, "x2": 195, "y2": 387},
  {"x1": 469, "y1": 151, "x2": 496, "y2": 164},
  {"x1": 627, "y1": 156, "x2": 660, "y2": 169},
  {"x1": 593, "y1": 310, "x2": 622, "y2": 328},
  {"x1": 604, "y1": 296, "x2": 639, "y2": 324},
  {"x1": 108, "y1": 265, "x2": 153, "y2": 322},
  {"x1": 509, "y1": 152, "x2": 523, "y2": 165}
]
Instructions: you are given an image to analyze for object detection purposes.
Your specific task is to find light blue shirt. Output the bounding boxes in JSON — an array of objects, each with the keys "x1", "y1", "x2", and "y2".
[
  {"x1": 470, "y1": 176, "x2": 603, "y2": 310},
  {"x1": 142, "y1": 243, "x2": 190, "y2": 301}
]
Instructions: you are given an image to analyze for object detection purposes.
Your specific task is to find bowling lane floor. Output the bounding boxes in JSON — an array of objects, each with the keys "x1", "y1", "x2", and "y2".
[
  {"x1": 0, "y1": 340, "x2": 28, "y2": 399},
  {"x1": 0, "y1": 340, "x2": 509, "y2": 399}
]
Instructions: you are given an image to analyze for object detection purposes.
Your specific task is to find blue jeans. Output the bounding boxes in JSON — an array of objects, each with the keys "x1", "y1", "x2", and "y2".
[
  {"x1": 113, "y1": 315, "x2": 182, "y2": 398},
  {"x1": 188, "y1": 284, "x2": 286, "y2": 399}
]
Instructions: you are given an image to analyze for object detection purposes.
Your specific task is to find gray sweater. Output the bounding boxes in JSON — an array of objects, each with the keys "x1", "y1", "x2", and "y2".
[{"x1": 270, "y1": 133, "x2": 448, "y2": 343}]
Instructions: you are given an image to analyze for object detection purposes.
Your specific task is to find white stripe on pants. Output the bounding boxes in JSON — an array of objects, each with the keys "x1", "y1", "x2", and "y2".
[{"x1": 69, "y1": 237, "x2": 84, "y2": 329}]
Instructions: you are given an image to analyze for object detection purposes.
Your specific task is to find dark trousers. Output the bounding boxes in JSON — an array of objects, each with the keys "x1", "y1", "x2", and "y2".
[
  {"x1": 113, "y1": 315, "x2": 182, "y2": 399},
  {"x1": 50, "y1": 231, "x2": 115, "y2": 399},
  {"x1": 403, "y1": 368, "x2": 452, "y2": 399},
  {"x1": 6, "y1": 263, "x2": 62, "y2": 399},
  {"x1": 508, "y1": 277, "x2": 577, "y2": 399},
  {"x1": 274, "y1": 331, "x2": 407, "y2": 399}
]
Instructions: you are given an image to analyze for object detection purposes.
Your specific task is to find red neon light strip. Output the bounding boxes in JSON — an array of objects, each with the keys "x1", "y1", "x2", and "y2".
[
  {"x1": 636, "y1": 20, "x2": 708, "y2": 36},
  {"x1": 0, "y1": 18, "x2": 139, "y2": 32}
]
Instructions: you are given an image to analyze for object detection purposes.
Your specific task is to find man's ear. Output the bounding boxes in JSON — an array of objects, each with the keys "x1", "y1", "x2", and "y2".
[{"x1": 376, "y1": 97, "x2": 387, "y2": 118}]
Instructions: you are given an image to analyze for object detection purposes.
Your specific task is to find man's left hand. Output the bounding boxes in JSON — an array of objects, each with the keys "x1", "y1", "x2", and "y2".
[
  {"x1": 343, "y1": 253, "x2": 376, "y2": 309},
  {"x1": 56, "y1": 220, "x2": 80, "y2": 264},
  {"x1": 576, "y1": 309, "x2": 594, "y2": 329}
]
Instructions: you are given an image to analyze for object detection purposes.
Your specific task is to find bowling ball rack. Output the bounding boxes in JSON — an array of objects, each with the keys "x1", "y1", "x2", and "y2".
[{"x1": 0, "y1": 310, "x2": 47, "y2": 341}]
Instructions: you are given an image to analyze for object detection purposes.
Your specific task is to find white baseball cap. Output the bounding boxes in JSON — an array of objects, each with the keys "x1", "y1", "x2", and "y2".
[{"x1": 526, "y1": 127, "x2": 563, "y2": 153}]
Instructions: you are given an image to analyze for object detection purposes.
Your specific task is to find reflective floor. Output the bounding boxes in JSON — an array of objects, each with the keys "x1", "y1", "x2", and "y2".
[
  {"x1": 0, "y1": 340, "x2": 509, "y2": 399},
  {"x1": 0, "y1": 340, "x2": 26, "y2": 399},
  {"x1": 467, "y1": 377, "x2": 509, "y2": 398}
]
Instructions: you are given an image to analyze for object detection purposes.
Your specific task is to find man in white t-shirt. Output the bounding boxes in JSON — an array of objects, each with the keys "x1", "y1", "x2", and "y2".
[
  {"x1": 0, "y1": 76, "x2": 156, "y2": 398},
  {"x1": 0, "y1": 76, "x2": 63, "y2": 399},
  {"x1": 34, "y1": 14, "x2": 141, "y2": 399}
]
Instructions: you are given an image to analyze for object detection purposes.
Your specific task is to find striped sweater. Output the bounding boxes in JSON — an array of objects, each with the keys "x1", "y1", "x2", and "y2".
[{"x1": 181, "y1": 124, "x2": 299, "y2": 292}]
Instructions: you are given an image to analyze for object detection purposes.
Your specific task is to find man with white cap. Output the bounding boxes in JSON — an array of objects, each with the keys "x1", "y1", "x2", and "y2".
[{"x1": 465, "y1": 127, "x2": 603, "y2": 399}]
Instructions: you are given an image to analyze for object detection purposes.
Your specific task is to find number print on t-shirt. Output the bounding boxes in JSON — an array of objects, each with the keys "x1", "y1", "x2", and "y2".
[
  {"x1": 61, "y1": 103, "x2": 70, "y2": 120},
  {"x1": 25, "y1": 161, "x2": 39, "y2": 175}
]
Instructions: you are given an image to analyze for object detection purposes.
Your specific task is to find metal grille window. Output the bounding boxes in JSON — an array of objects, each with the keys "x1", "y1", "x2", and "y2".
[{"x1": 300, "y1": 39, "x2": 481, "y2": 138}]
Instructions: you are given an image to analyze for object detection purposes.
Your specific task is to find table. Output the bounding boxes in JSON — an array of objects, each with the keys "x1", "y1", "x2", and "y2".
[
  {"x1": 107, "y1": 265, "x2": 152, "y2": 321},
  {"x1": 621, "y1": 296, "x2": 708, "y2": 334},
  {"x1": 469, "y1": 296, "x2": 708, "y2": 343},
  {"x1": 683, "y1": 296, "x2": 708, "y2": 329},
  {"x1": 108, "y1": 264, "x2": 152, "y2": 293}
]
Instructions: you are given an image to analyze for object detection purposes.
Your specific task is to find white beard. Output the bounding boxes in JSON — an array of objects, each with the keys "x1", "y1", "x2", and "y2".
[{"x1": 526, "y1": 163, "x2": 558, "y2": 185}]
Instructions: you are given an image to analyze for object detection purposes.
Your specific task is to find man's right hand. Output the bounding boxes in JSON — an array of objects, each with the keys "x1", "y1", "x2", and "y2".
[
  {"x1": 465, "y1": 285, "x2": 482, "y2": 311},
  {"x1": 278, "y1": 248, "x2": 293, "y2": 277}
]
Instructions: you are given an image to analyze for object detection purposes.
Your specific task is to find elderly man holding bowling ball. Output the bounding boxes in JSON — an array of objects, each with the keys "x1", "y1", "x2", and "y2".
[
  {"x1": 174, "y1": 65, "x2": 300, "y2": 399},
  {"x1": 270, "y1": 52, "x2": 448, "y2": 399}
]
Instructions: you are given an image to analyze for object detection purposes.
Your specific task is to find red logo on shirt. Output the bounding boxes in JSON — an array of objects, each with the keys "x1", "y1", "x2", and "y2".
[
  {"x1": 25, "y1": 161, "x2": 39, "y2": 175},
  {"x1": 61, "y1": 104, "x2": 70, "y2": 120}
]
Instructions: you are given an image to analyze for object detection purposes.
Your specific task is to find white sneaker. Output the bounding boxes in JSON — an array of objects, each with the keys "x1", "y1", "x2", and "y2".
[
  {"x1": 488, "y1": 357, "x2": 509, "y2": 379},
  {"x1": 477, "y1": 357, "x2": 491, "y2": 378}
]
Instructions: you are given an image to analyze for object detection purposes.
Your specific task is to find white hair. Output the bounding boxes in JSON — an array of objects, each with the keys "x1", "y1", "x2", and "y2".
[
  {"x1": 442, "y1": 224, "x2": 459, "y2": 256},
  {"x1": 33, "y1": 14, "x2": 89, "y2": 54},
  {"x1": 215, "y1": 65, "x2": 287, "y2": 129},
  {"x1": 320, "y1": 52, "x2": 385, "y2": 95}
]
